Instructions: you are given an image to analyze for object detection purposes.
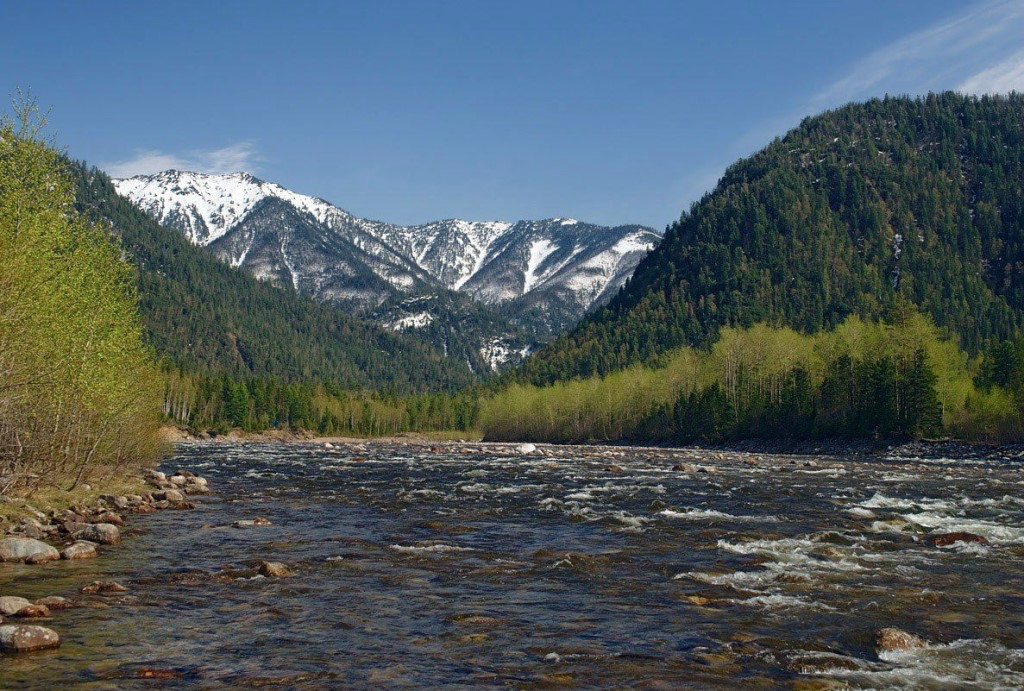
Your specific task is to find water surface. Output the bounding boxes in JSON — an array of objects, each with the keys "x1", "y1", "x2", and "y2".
[{"x1": 2, "y1": 441, "x2": 1023, "y2": 689}]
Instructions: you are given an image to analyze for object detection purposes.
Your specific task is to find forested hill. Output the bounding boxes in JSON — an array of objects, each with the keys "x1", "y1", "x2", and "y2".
[
  {"x1": 71, "y1": 162, "x2": 475, "y2": 392},
  {"x1": 520, "y1": 92, "x2": 1024, "y2": 384}
]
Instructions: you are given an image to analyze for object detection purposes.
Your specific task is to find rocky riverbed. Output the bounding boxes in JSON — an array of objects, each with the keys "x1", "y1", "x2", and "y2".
[
  {"x1": 0, "y1": 468, "x2": 210, "y2": 654},
  {"x1": 1, "y1": 440, "x2": 1023, "y2": 689}
]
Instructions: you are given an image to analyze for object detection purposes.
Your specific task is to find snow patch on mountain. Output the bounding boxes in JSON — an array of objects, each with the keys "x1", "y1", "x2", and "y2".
[{"x1": 112, "y1": 169, "x2": 662, "y2": 365}]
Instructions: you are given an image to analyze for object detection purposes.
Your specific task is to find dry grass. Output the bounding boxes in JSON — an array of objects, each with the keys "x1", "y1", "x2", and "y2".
[{"x1": 0, "y1": 471, "x2": 149, "y2": 529}]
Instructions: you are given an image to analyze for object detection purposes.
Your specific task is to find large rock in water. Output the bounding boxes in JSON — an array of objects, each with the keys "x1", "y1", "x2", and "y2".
[
  {"x1": 61, "y1": 541, "x2": 98, "y2": 560},
  {"x1": 77, "y1": 523, "x2": 120, "y2": 545},
  {"x1": 0, "y1": 624, "x2": 60, "y2": 652},
  {"x1": 0, "y1": 596, "x2": 33, "y2": 617},
  {"x1": 0, "y1": 537, "x2": 59, "y2": 564},
  {"x1": 876, "y1": 627, "x2": 926, "y2": 655}
]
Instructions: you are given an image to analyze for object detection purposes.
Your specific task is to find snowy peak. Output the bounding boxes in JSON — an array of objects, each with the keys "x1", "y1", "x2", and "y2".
[
  {"x1": 113, "y1": 170, "x2": 354, "y2": 246},
  {"x1": 112, "y1": 169, "x2": 661, "y2": 367}
]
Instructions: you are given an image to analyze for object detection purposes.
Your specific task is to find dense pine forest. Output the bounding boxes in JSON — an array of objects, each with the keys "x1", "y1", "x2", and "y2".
[{"x1": 519, "y1": 93, "x2": 1024, "y2": 385}]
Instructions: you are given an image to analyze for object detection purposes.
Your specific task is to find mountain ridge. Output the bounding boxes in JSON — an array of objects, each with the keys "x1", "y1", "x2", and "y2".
[{"x1": 113, "y1": 170, "x2": 660, "y2": 368}]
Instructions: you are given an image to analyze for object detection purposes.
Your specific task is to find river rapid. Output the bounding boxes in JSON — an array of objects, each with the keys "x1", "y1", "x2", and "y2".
[{"x1": 2, "y1": 441, "x2": 1024, "y2": 690}]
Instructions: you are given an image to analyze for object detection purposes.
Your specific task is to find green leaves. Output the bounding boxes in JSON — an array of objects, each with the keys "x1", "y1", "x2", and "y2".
[{"x1": 0, "y1": 115, "x2": 162, "y2": 493}]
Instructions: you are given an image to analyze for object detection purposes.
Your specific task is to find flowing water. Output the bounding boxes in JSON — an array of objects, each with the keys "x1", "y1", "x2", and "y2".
[{"x1": 2, "y1": 441, "x2": 1024, "y2": 689}]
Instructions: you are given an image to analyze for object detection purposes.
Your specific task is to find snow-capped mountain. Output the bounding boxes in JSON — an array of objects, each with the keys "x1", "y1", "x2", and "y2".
[{"x1": 113, "y1": 170, "x2": 661, "y2": 368}]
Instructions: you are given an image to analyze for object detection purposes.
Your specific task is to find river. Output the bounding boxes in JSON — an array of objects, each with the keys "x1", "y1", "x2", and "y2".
[{"x1": 2, "y1": 441, "x2": 1023, "y2": 689}]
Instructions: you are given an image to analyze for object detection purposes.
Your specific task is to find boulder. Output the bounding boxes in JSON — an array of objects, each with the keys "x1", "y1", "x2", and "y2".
[
  {"x1": 0, "y1": 624, "x2": 60, "y2": 652},
  {"x1": 168, "y1": 475, "x2": 188, "y2": 487},
  {"x1": 61, "y1": 541, "x2": 98, "y2": 560},
  {"x1": 77, "y1": 523, "x2": 120, "y2": 545},
  {"x1": 12, "y1": 604, "x2": 49, "y2": 618},
  {"x1": 0, "y1": 597, "x2": 33, "y2": 617},
  {"x1": 258, "y1": 561, "x2": 293, "y2": 578},
  {"x1": 153, "y1": 489, "x2": 185, "y2": 503},
  {"x1": 514, "y1": 443, "x2": 537, "y2": 455},
  {"x1": 89, "y1": 511, "x2": 123, "y2": 526},
  {"x1": 876, "y1": 627, "x2": 926, "y2": 654},
  {"x1": 0, "y1": 537, "x2": 60, "y2": 564}
]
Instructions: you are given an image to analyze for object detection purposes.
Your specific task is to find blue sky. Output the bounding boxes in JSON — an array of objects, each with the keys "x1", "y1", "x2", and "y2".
[{"x1": 3, "y1": 1, "x2": 1024, "y2": 228}]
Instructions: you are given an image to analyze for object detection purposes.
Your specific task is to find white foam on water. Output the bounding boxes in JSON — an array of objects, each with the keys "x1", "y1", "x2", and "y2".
[
  {"x1": 610, "y1": 511, "x2": 650, "y2": 531},
  {"x1": 847, "y1": 507, "x2": 877, "y2": 518},
  {"x1": 390, "y1": 544, "x2": 475, "y2": 554},
  {"x1": 732, "y1": 594, "x2": 836, "y2": 611},
  {"x1": 827, "y1": 638, "x2": 1024, "y2": 690},
  {"x1": 858, "y1": 493, "x2": 956, "y2": 511},
  {"x1": 900, "y1": 511, "x2": 1024, "y2": 544},
  {"x1": 659, "y1": 508, "x2": 779, "y2": 522},
  {"x1": 565, "y1": 492, "x2": 595, "y2": 500},
  {"x1": 457, "y1": 482, "x2": 492, "y2": 493}
]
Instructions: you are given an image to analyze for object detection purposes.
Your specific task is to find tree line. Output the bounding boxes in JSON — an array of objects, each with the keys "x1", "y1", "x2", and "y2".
[
  {"x1": 162, "y1": 369, "x2": 478, "y2": 437},
  {"x1": 480, "y1": 308, "x2": 1024, "y2": 444}
]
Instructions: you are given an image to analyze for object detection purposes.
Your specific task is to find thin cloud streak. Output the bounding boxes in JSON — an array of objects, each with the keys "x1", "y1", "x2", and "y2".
[
  {"x1": 960, "y1": 49, "x2": 1024, "y2": 94},
  {"x1": 812, "y1": 0, "x2": 1024, "y2": 106},
  {"x1": 102, "y1": 142, "x2": 261, "y2": 178},
  {"x1": 674, "y1": 1, "x2": 1024, "y2": 215}
]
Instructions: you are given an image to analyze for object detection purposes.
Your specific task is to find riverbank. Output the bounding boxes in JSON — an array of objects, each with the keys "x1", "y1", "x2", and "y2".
[{"x1": 0, "y1": 468, "x2": 210, "y2": 653}]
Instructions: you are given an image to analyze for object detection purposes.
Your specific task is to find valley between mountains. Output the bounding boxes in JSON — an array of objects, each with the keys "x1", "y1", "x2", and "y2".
[{"x1": 114, "y1": 171, "x2": 660, "y2": 371}]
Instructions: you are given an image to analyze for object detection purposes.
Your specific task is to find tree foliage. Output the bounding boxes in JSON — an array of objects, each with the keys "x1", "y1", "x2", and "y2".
[
  {"x1": 0, "y1": 101, "x2": 163, "y2": 493},
  {"x1": 481, "y1": 311, "x2": 1020, "y2": 443}
]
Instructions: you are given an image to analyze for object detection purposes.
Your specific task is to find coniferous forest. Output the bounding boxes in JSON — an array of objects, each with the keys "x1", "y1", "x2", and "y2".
[{"x1": 520, "y1": 93, "x2": 1024, "y2": 384}]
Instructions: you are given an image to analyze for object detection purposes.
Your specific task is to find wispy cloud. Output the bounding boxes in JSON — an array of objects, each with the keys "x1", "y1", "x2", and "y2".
[
  {"x1": 813, "y1": 0, "x2": 1024, "y2": 107},
  {"x1": 959, "y1": 48, "x2": 1024, "y2": 94},
  {"x1": 102, "y1": 141, "x2": 261, "y2": 178}
]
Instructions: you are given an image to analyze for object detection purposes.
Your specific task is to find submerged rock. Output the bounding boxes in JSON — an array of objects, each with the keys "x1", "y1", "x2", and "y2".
[
  {"x1": 930, "y1": 532, "x2": 989, "y2": 547},
  {"x1": 876, "y1": 627, "x2": 926, "y2": 654},
  {"x1": 34, "y1": 596, "x2": 72, "y2": 610},
  {"x1": 0, "y1": 537, "x2": 59, "y2": 564},
  {"x1": 80, "y1": 580, "x2": 127, "y2": 594},
  {"x1": 61, "y1": 541, "x2": 98, "y2": 560},
  {"x1": 0, "y1": 624, "x2": 60, "y2": 652},
  {"x1": 232, "y1": 517, "x2": 272, "y2": 528}
]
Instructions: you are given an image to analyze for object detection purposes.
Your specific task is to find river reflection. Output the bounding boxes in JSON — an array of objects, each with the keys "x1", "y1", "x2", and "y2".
[{"x1": 2, "y1": 441, "x2": 1023, "y2": 689}]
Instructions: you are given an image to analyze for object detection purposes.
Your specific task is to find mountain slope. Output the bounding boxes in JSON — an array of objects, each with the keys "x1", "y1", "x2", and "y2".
[
  {"x1": 71, "y1": 162, "x2": 475, "y2": 392},
  {"x1": 520, "y1": 93, "x2": 1024, "y2": 384},
  {"x1": 112, "y1": 171, "x2": 659, "y2": 366}
]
